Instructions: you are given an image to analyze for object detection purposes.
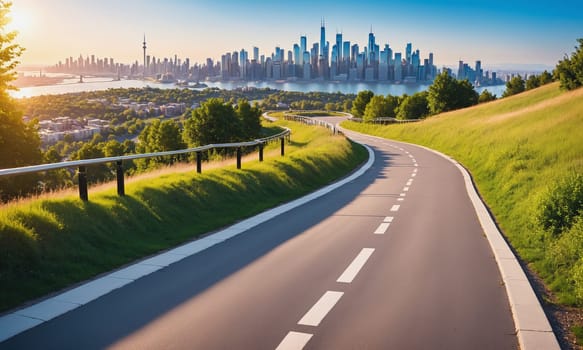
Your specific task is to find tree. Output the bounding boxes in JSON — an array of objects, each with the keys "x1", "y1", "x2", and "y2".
[
  {"x1": 343, "y1": 99, "x2": 352, "y2": 113},
  {"x1": 478, "y1": 89, "x2": 497, "y2": 103},
  {"x1": 396, "y1": 92, "x2": 429, "y2": 120},
  {"x1": 183, "y1": 98, "x2": 240, "y2": 147},
  {"x1": 351, "y1": 90, "x2": 374, "y2": 118},
  {"x1": 0, "y1": 2, "x2": 42, "y2": 201},
  {"x1": 363, "y1": 95, "x2": 394, "y2": 122},
  {"x1": 502, "y1": 76, "x2": 526, "y2": 97},
  {"x1": 526, "y1": 75, "x2": 540, "y2": 90},
  {"x1": 235, "y1": 99, "x2": 261, "y2": 140},
  {"x1": 539, "y1": 70, "x2": 553, "y2": 85},
  {"x1": 138, "y1": 119, "x2": 184, "y2": 153},
  {"x1": 71, "y1": 143, "x2": 109, "y2": 183},
  {"x1": 427, "y1": 71, "x2": 478, "y2": 115},
  {"x1": 554, "y1": 38, "x2": 583, "y2": 91}
]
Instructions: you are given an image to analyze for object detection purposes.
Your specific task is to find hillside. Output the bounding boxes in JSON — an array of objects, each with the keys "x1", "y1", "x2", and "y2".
[{"x1": 342, "y1": 83, "x2": 583, "y2": 307}]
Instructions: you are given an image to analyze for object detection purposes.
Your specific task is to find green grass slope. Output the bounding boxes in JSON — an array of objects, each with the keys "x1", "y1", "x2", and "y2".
[
  {"x1": 343, "y1": 82, "x2": 583, "y2": 305},
  {"x1": 0, "y1": 120, "x2": 367, "y2": 312}
]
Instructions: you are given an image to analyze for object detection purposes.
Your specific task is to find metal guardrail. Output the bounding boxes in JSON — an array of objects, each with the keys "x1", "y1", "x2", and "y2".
[
  {"x1": 0, "y1": 128, "x2": 290, "y2": 201},
  {"x1": 347, "y1": 117, "x2": 419, "y2": 124},
  {"x1": 283, "y1": 113, "x2": 338, "y2": 134}
]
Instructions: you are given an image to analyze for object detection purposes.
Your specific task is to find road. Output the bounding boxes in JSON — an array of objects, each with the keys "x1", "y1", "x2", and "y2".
[{"x1": 0, "y1": 121, "x2": 517, "y2": 349}]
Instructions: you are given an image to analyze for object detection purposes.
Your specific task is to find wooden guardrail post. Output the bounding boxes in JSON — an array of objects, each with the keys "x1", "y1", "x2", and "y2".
[
  {"x1": 196, "y1": 151, "x2": 202, "y2": 173},
  {"x1": 280, "y1": 137, "x2": 285, "y2": 156},
  {"x1": 78, "y1": 166, "x2": 88, "y2": 201},
  {"x1": 236, "y1": 147, "x2": 242, "y2": 169},
  {"x1": 116, "y1": 160, "x2": 125, "y2": 196},
  {"x1": 259, "y1": 143, "x2": 264, "y2": 162}
]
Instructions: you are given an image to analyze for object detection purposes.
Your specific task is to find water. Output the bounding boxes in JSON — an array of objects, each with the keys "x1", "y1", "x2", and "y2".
[{"x1": 10, "y1": 77, "x2": 507, "y2": 99}]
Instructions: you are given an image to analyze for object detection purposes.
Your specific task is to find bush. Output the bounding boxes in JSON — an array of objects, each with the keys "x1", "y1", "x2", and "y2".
[{"x1": 537, "y1": 172, "x2": 583, "y2": 236}]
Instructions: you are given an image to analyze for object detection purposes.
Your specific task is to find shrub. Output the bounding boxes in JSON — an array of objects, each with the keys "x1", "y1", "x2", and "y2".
[{"x1": 537, "y1": 172, "x2": 583, "y2": 236}]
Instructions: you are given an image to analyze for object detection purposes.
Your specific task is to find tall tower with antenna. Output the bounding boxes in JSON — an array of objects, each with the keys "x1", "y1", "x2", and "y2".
[{"x1": 142, "y1": 34, "x2": 147, "y2": 78}]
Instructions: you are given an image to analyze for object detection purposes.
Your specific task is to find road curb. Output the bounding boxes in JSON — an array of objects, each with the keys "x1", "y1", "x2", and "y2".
[
  {"x1": 350, "y1": 129, "x2": 560, "y2": 350},
  {"x1": 441, "y1": 151, "x2": 560, "y2": 350},
  {"x1": 0, "y1": 139, "x2": 376, "y2": 344}
]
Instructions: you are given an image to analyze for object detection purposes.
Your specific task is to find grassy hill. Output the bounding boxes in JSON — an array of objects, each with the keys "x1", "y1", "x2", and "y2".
[
  {"x1": 342, "y1": 83, "x2": 583, "y2": 306},
  {"x1": 0, "y1": 119, "x2": 367, "y2": 312}
]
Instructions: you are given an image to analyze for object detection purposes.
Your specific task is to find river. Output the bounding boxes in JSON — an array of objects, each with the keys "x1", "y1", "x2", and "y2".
[{"x1": 10, "y1": 76, "x2": 507, "y2": 99}]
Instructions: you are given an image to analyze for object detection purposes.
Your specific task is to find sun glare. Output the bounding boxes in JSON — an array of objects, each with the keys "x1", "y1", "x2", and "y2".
[{"x1": 7, "y1": 8, "x2": 33, "y2": 33}]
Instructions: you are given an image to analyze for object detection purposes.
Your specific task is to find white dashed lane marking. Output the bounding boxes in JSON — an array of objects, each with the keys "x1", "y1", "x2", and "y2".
[
  {"x1": 384, "y1": 216, "x2": 394, "y2": 222},
  {"x1": 337, "y1": 248, "x2": 375, "y2": 282},
  {"x1": 276, "y1": 331, "x2": 313, "y2": 350},
  {"x1": 298, "y1": 291, "x2": 344, "y2": 327},
  {"x1": 374, "y1": 222, "x2": 390, "y2": 234},
  {"x1": 390, "y1": 205, "x2": 400, "y2": 212}
]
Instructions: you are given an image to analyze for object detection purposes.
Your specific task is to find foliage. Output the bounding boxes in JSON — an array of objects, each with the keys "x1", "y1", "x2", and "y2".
[
  {"x1": 260, "y1": 90, "x2": 353, "y2": 111},
  {"x1": 555, "y1": 38, "x2": 583, "y2": 91},
  {"x1": 351, "y1": 90, "x2": 374, "y2": 118},
  {"x1": 526, "y1": 75, "x2": 541, "y2": 90},
  {"x1": 396, "y1": 92, "x2": 429, "y2": 120},
  {"x1": 363, "y1": 95, "x2": 396, "y2": 122},
  {"x1": 427, "y1": 71, "x2": 478, "y2": 115},
  {"x1": 536, "y1": 172, "x2": 583, "y2": 236},
  {"x1": 539, "y1": 70, "x2": 554, "y2": 85},
  {"x1": 0, "y1": 120, "x2": 367, "y2": 312},
  {"x1": 70, "y1": 142, "x2": 110, "y2": 183},
  {"x1": 478, "y1": 89, "x2": 497, "y2": 103},
  {"x1": 0, "y1": 1, "x2": 42, "y2": 201},
  {"x1": 503, "y1": 75, "x2": 525, "y2": 97},
  {"x1": 235, "y1": 99, "x2": 262, "y2": 140},
  {"x1": 135, "y1": 119, "x2": 186, "y2": 169},
  {"x1": 183, "y1": 98, "x2": 241, "y2": 147}
]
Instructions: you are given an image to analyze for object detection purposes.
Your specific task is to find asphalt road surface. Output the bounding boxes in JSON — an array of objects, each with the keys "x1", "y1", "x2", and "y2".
[{"x1": 1, "y1": 124, "x2": 517, "y2": 349}]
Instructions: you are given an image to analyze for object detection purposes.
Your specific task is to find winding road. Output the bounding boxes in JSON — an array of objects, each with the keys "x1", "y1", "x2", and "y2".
[{"x1": 1, "y1": 119, "x2": 519, "y2": 349}]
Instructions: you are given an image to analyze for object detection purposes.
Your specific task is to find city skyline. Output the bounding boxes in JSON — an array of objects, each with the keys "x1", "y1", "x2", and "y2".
[{"x1": 11, "y1": 0, "x2": 582, "y2": 70}]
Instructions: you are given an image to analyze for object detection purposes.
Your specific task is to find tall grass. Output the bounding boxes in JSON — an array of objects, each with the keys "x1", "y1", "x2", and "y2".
[
  {"x1": 0, "y1": 120, "x2": 367, "y2": 312},
  {"x1": 342, "y1": 82, "x2": 583, "y2": 304}
]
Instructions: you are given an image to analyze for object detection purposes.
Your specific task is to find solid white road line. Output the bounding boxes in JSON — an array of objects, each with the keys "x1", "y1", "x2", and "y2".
[
  {"x1": 374, "y1": 222, "x2": 390, "y2": 235},
  {"x1": 298, "y1": 291, "x2": 344, "y2": 327},
  {"x1": 391, "y1": 205, "x2": 400, "y2": 212},
  {"x1": 384, "y1": 216, "x2": 394, "y2": 222},
  {"x1": 337, "y1": 248, "x2": 375, "y2": 283},
  {"x1": 276, "y1": 331, "x2": 313, "y2": 350}
]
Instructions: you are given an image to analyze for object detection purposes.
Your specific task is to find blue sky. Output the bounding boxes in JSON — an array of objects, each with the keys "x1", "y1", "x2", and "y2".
[{"x1": 11, "y1": 0, "x2": 583, "y2": 70}]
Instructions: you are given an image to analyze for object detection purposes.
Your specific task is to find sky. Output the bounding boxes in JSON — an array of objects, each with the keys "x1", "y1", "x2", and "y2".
[{"x1": 9, "y1": 0, "x2": 583, "y2": 71}]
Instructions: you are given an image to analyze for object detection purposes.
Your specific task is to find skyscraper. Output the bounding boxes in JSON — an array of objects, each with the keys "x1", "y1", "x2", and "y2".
[
  {"x1": 300, "y1": 35, "x2": 307, "y2": 64},
  {"x1": 336, "y1": 32, "x2": 343, "y2": 65},
  {"x1": 142, "y1": 34, "x2": 147, "y2": 77},
  {"x1": 320, "y1": 18, "x2": 326, "y2": 58},
  {"x1": 368, "y1": 28, "x2": 376, "y2": 65}
]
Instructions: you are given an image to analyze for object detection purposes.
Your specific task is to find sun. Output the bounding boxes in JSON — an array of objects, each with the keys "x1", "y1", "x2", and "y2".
[{"x1": 7, "y1": 8, "x2": 33, "y2": 33}]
